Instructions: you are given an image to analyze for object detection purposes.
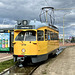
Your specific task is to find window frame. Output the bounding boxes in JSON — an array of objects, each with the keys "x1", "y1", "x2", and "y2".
[
  {"x1": 37, "y1": 30, "x2": 44, "y2": 41},
  {"x1": 15, "y1": 30, "x2": 36, "y2": 41}
]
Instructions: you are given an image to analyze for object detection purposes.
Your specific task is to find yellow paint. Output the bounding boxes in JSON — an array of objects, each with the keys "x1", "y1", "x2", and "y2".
[
  {"x1": 8, "y1": 30, "x2": 10, "y2": 33},
  {"x1": 13, "y1": 26, "x2": 59, "y2": 56},
  {"x1": 14, "y1": 41, "x2": 37, "y2": 55}
]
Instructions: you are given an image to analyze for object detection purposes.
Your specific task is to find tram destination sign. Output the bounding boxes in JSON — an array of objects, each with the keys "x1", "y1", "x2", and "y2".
[
  {"x1": 0, "y1": 33, "x2": 10, "y2": 51},
  {"x1": 15, "y1": 25, "x2": 35, "y2": 29}
]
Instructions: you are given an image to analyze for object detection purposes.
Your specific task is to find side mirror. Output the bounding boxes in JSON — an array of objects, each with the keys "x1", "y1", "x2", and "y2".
[{"x1": 13, "y1": 41, "x2": 16, "y2": 44}]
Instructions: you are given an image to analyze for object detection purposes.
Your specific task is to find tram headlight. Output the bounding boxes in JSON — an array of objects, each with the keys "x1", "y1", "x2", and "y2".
[
  {"x1": 22, "y1": 49, "x2": 25, "y2": 52},
  {"x1": 23, "y1": 20, "x2": 27, "y2": 25}
]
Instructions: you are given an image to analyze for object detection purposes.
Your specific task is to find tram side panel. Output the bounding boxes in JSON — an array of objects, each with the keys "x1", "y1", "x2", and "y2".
[{"x1": 48, "y1": 40, "x2": 59, "y2": 55}]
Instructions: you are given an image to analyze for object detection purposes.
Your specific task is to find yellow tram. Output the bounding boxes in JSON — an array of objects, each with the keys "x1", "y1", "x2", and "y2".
[
  {"x1": 13, "y1": 7, "x2": 59, "y2": 65},
  {"x1": 13, "y1": 20, "x2": 59, "y2": 64}
]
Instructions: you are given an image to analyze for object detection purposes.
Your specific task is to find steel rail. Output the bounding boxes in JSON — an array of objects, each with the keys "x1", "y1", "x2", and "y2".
[{"x1": 29, "y1": 65, "x2": 40, "y2": 75}]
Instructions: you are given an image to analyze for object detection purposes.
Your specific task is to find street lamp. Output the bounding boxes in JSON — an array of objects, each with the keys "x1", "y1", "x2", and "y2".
[
  {"x1": 63, "y1": 15, "x2": 65, "y2": 45},
  {"x1": 63, "y1": 12, "x2": 70, "y2": 45}
]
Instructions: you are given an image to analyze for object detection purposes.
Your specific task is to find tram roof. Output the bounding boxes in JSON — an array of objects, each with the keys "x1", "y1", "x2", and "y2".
[
  {"x1": 28, "y1": 20, "x2": 48, "y2": 28},
  {"x1": 15, "y1": 20, "x2": 59, "y2": 31}
]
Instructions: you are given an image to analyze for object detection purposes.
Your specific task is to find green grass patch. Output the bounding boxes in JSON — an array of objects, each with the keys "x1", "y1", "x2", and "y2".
[{"x1": 0, "y1": 59, "x2": 15, "y2": 73}]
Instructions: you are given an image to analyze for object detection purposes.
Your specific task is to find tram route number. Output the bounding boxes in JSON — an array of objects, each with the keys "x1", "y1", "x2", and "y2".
[{"x1": 21, "y1": 44, "x2": 26, "y2": 46}]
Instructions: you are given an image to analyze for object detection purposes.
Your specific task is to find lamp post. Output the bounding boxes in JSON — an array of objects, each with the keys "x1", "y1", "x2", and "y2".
[
  {"x1": 63, "y1": 15, "x2": 65, "y2": 45},
  {"x1": 63, "y1": 13, "x2": 70, "y2": 45},
  {"x1": 63, "y1": 14, "x2": 66, "y2": 45}
]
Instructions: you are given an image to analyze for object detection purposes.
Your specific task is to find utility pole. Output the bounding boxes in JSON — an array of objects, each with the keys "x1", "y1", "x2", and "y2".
[
  {"x1": 63, "y1": 12, "x2": 71, "y2": 45},
  {"x1": 54, "y1": 8, "x2": 75, "y2": 45},
  {"x1": 63, "y1": 15, "x2": 65, "y2": 45}
]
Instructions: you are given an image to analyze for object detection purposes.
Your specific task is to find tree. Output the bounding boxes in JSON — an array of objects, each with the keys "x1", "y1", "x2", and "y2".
[{"x1": 71, "y1": 37, "x2": 75, "y2": 43}]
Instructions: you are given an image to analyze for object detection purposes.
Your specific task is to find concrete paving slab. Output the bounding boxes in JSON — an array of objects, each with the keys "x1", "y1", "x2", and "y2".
[{"x1": 0, "y1": 53, "x2": 13, "y2": 62}]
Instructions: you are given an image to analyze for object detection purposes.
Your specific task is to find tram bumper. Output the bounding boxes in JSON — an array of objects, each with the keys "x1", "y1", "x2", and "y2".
[
  {"x1": 13, "y1": 55, "x2": 25, "y2": 62},
  {"x1": 13, "y1": 54, "x2": 48, "y2": 63}
]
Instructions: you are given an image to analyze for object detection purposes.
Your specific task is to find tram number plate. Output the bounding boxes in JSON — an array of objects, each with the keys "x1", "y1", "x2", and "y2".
[{"x1": 21, "y1": 44, "x2": 26, "y2": 46}]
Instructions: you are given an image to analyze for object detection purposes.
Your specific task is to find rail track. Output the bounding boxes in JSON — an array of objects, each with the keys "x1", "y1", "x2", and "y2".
[
  {"x1": 29, "y1": 65, "x2": 40, "y2": 75},
  {"x1": 0, "y1": 64, "x2": 40, "y2": 75}
]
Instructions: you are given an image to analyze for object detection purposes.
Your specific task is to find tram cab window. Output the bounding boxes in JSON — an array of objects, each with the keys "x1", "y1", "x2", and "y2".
[
  {"x1": 15, "y1": 31, "x2": 36, "y2": 41},
  {"x1": 15, "y1": 31, "x2": 25, "y2": 41},
  {"x1": 37, "y1": 30, "x2": 44, "y2": 41}
]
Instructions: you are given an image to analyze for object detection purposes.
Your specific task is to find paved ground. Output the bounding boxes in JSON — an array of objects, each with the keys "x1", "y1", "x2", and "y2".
[
  {"x1": 0, "y1": 53, "x2": 13, "y2": 62},
  {"x1": 33, "y1": 46, "x2": 75, "y2": 75}
]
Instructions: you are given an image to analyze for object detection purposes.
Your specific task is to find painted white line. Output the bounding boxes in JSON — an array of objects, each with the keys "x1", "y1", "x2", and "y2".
[{"x1": 0, "y1": 55, "x2": 13, "y2": 60}]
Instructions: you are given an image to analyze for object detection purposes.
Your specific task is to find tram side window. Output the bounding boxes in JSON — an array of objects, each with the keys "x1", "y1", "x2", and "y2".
[
  {"x1": 45, "y1": 30, "x2": 51, "y2": 41},
  {"x1": 37, "y1": 30, "x2": 44, "y2": 41},
  {"x1": 57, "y1": 34, "x2": 59, "y2": 40},
  {"x1": 45, "y1": 29, "x2": 48, "y2": 41},
  {"x1": 53, "y1": 32, "x2": 54, "y2": 40},
  {"x1": 50, "y1": 31, "x2": 54, "y2": 40},
  {"x1": 53, "y1": 33, "x2": 55, "y2": 40},
  {"x1": 55, "y1": 33, "x2": 59, "y2": 40},
  {"x1": 50, "y1": 32, "x2": 59, "y2": 40},
  {"x1": 53, "y1": 33, "x2": 57, "y2": 40},
  {"x1": 48, "y1": 30, "x2": 50, "y2": 40}
]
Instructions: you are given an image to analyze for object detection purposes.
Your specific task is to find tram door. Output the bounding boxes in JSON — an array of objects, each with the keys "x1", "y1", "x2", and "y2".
[{"x1": 37, "y1": 30, "x2": 48, "y2": 55}]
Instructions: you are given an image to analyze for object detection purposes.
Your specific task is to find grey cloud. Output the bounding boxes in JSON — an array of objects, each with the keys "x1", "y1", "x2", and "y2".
[{"x1": 0, "y1": 0, "x2": 75, "y2": 38}]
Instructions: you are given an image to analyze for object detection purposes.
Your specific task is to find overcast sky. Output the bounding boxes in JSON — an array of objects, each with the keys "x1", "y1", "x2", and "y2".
[{"x1": 0, "y1": 0, "x2": 75, "y2": 39}]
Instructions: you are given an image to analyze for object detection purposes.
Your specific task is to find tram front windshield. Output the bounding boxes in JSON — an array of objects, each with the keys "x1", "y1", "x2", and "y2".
[{"x1": 15, "y1": 31, "x2": 36, "y2": 41}]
